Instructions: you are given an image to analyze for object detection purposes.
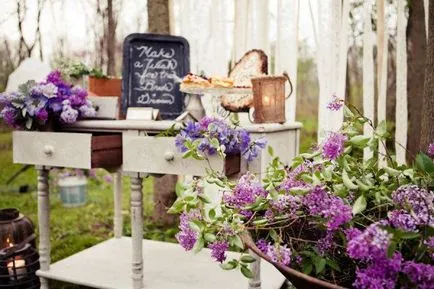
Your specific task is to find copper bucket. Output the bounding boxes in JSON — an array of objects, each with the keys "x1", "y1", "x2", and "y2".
[{"x1": 251, "y1": 72, "x2": 293, "y2": 123}]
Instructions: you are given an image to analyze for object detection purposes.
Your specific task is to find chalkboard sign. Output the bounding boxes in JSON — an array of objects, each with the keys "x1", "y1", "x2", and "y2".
[{"x1": 122, "y1": 33, "x2": 190, "y2": 119}]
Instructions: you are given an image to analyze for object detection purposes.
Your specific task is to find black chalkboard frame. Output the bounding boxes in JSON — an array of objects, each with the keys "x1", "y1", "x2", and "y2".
[{"x1": 122, "y1": 33, "x2": 190, "y2": 119}]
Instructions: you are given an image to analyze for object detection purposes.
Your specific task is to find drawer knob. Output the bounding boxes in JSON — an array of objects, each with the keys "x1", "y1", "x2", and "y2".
[
  {"x1": 164, "y1": 151, "x2": 175, "y2": 161},
  {"x1": 43, "y1": 145, "x2": 54, "y2": 156}
]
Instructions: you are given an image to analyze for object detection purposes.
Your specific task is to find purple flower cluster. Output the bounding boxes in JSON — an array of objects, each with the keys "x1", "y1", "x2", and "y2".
[
  {"x1": 256, "y1": 239, "x2": 291, "y2": 266},
  {"x1": 387, "y1": 210, "x2": 418, "y2": 232},
  {"x1": 321, "y1": 132, "x2": 347, "y2": 160},
  {"x1": 392, "y1": 185, "x2": 434, "y2": 227},
  {"x1": 353, "y1": 252, "x2": 402, "y2": 289},
  {"x1": 208, "y1": 241, "x2": 229, "y2": 263},
  {"x1": 428, "y1": 142, "x2": 434, "y2": 158},
  {"x1": 425, "y1": 237, "x2": 434, "y2": 260},
  {"x1": 302, "y1": 186, "x2": 352, "y2": 230},
  {"x1": 317, "y1": 231, "x2": 334, "y2": 255},
  {"x1": 175, "y1": 116, "x2": 266, "y2": 161},
  {"x1": 176, "y1": 210, "x2": 201, "y2": 251},
  {"x1": 0, "y1": 70, "x2": 95, "y2": 129},
  {"x1": 223, "y1": 173, "x2": 267, "y2": 211},
  {"x1": 347, "y1": 222, "x2": 391, "y2": 261},
  {"x1": 326, "y1": 95, "x2": 344, "y2": 111},
  {"x1": 270, "y1": 194, "x2": 301, "y2": 216},
  {"x1": 402, "y1": 261, "x2": 434, "y2": 289}
]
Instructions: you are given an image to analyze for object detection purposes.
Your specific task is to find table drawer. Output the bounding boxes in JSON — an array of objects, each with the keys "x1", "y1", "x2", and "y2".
[
  {"x1": 13, "y1": 131, "x2": 122, "y2": 169},
  {"x1": 122, "y1": 135, "x2": 225, "y2": 176}
]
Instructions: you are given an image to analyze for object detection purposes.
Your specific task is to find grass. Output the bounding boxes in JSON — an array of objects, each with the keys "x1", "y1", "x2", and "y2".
[{"x1": 0, "y1": 132, "x2": 177, "y2": 288}]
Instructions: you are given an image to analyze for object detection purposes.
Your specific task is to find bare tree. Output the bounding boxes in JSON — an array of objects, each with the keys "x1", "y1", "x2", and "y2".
[
  {"x1": 147, "y1": 0, "x2": 177, "y2": 225},
  {"x1": 420, "y1": 1, "x2": 434, "y2": 150},
  {"x1": 16, "y1": 0, "x2": 46, "y2": 63},
  {"x1": 107, "y1": 0, "x2": 116, "y2": 75},
  {"x1": 407, "y1": 0, "x2": 426, "y2": 160}
]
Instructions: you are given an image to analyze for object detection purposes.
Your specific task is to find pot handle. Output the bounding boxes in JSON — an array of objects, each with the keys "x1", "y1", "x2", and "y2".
[{"x1": 283, "y1": 71, "x2": 293, "y2": 99}]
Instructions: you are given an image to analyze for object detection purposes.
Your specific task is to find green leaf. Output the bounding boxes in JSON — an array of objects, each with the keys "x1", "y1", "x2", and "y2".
[
  {"x1": 175, "y1": 182, "x2": 186, "y2": 197},
  {"x1": 189, "y1": 221, "x2": 201, "y2": 232},
  {"x1": 314, "y1": 257, "x2": 326, "y2": 274},
  {"x1": 240, "y1": 255, "x2": 256, "y2": 263},
  {"x1": 350, "y1": 135, "x2": 371, "y2": 147},
  {"x1": 193, "y1": 237, "x2": 204, "y2": 253},
  {"x1": 384, "y1": 166, "x2": 401, "y2": 176},
  {"x1": 167, "y1": 199, "x2": 184, "y2": 214},
  {"x1": 342, "y1": 170, "x2": 358, "y2": 190},
  {"x1": 198, "y1": 194, "x2": 211, "y2": 204},
  {"x1": 303, "y1": 263, "x2": 313, "y2": 275},
  {"x1": 204, "y1": 233, "x2": 216, "y2": 242},
  {"x1": 375, "y1": 120, "x2": 387, "y2": 137},
  {"x1": 415, "y1": 153, "x2": 434, "y2": 174},
  {"x1": 387, "y1": 241, "x2": 397, "y2": 258},
  {"x1": 182, "y1": 151, "x2": 193, "y2": 159},
  {"x1": 400, "y1": 232, "x2": 420, "y2": 240},
  {"x1": 240, "y1": 266, "x2": 253, "y2": 279},
  {"x1": 220, "y1": 262, "x2": 237, "y2": 270},
  {"x1": 352, "y1": 195, "x2": 367, "y2": 215},
  {"x1": 326, "y1": 259, "x2": 341, "y2": 272},
  {"x1": 343, "y1": 106, "x2": 354, "y2": 118},
  {"x1": 267, "y1": 145, "x2": 274, "y2": 157},
  {"x1": 208, "y1": 208, "x2": 216, "y2": 220},
  {"x1": 230, "y1": 235, "x2": 244, "y2": 250}
]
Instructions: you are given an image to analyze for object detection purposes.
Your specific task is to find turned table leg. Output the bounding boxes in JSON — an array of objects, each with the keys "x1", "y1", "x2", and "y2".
[
  {"x1": 37, "y1": 166, "x2": 50, "y2": 289},
  {"x1": 248, "y1": 250, "x2": 261, "y2": 289},
  {"x1": 113, "y1": 170, "x2": 123, "y2": 238},
  {"x1": 130, "y1": 174, "x2": 144, "y2": 289}
]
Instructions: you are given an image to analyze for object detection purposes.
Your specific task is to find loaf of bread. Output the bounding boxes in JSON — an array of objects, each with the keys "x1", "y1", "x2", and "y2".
[{"x1": 221, "y1": 49, "x2": 268, "y2": 112}]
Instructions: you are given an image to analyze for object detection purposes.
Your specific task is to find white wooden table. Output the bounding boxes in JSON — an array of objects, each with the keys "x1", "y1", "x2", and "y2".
[{"x1": 12, "y1": 120, "x2": 301, "y2": 289}]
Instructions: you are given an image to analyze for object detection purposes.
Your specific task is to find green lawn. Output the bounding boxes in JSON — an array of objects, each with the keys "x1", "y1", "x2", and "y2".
[{"x1": 0, "y1": 132, "x2": 177, "y2": 288}]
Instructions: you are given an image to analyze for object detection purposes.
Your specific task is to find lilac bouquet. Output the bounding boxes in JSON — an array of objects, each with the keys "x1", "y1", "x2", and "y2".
[
  {"x1": 175, "y1": 116, "x2": 266, "y2": 162},
  {"x1": 170, "y1": 101, "x2": 434, "y2": 288},
  {"x1": 0, "y1": 70, "x2": 95, "y2": 130}
]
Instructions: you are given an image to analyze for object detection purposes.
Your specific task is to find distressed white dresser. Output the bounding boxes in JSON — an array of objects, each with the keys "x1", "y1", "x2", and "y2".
[{"x1": 12, "y1": 120, "x2": 301, "y2": 289}]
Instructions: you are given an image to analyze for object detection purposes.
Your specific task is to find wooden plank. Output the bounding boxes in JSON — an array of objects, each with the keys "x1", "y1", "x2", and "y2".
[
  {"x1": 91, "y1": 134, "x2": 122, "y2": 151},
  {"x1": 91, "y1": 149, "x2": 122, "y2": 169},
  {"x1": 363, "y1": 0, "x2": 375, "y2": 160},
  {"x1": 395, "y1": 0, "x2": 408, "y2": 165}
]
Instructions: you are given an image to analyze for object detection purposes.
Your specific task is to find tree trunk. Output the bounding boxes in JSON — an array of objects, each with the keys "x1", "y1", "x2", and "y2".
[
  {"x1": 407, "y1": 0, "x2": 426, "y2": 161},
  {"x1": 147, "y1": 0, "x2": 176, "y2": 225},
  {"x1": 107, "y1": 0, "x2": 116, "y2": 76},
  {"x1": 420, "y1": 0, "x2": 434, "y2": 150},
  {"x1": 147, "y1": 0, "x2": 170, "y2": 34}
]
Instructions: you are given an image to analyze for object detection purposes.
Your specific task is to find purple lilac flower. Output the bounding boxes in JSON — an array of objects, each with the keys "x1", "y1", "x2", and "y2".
[
  {"x1": 278, "y1": 162, "x2": 312, "y2": 191},
  {"x1": 31, "y1": 83, "x2": 58, "y2": 98},
  {"x1": 326, "y1": 95, "x2": 344, "y2": 111},
  {"x1": 302, "y1": 186, "x2": 352, "y2": 230},
  {"x1": 242, "y1": 137, "x2": 267, "y2": 162},
  {"x1": 387, "y1": 210, "x2": 418, "y2": 232},
  {"x1": 0, "y1": 106, "x2": 19, "y2": 127},
  {"x1": 317, "y1": 231, "x2": 334, "y2": 255},
  {"x1": 25, "y1": 96, "x2": 47, "y2": 116},
  {"x1": 347, "y1": 222, "x2": 391, "y2": 261},
  {"x1": 36, "y1": 108, "x2": 48, "y2": 122},
  {"x1": 402, "y1": 261, "x2": 434, "y2": 289},
  {"x1": 321, "y1": 132, "x2": 347, "y2": 160},
  {"x1": 223, "y1": 173, "x2": 267, "y2": 210},
  {"x1": 103, "y1": 174, "x2": 113, "y2": 183},
  {"x1": 79, "y1": 100, "x2": 96, "y2": 118},
  {"x1": 60, "y1": 105, "x2": 78, "y2": 124},
  {"x1": 428, "y1": 143, "x2": 434, "y2": 158},
  {"x1": 176, "y1": 210, "x2": 201, "y2": 251},
  {"x1": 270, "y1": 194, "x2": 301, "y2": 217},
  {"x1": 353, "y1": 252, "x2": 402, "y2": 289},
  {"x1": 256, "y1": 239, "x2": 291, "y2": 266},
  {"x1": 208, "y1": 241, "x2": 229, "y2": 263},
  {"x1": 264, "y1": 209, "x2": 274, "y2": 220},
  {"x1": 392, "y1": 185, "x2": 434, "y2": 226},
  {"x1": 425, "y1": 237, "x2": 434, "y2": 260},
  {"x1": 344, "y1": 227, "x2": 362, "y2": 242}
]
